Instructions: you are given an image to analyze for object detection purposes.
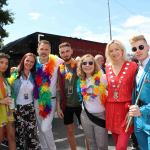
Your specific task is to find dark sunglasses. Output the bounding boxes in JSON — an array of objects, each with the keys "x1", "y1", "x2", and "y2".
[
  {"x1": 82, "y1": 61, "x2": 94, "y2": 66},
  {"x1": 132, "y1": 45, "x2": 144, "y2": 52}
]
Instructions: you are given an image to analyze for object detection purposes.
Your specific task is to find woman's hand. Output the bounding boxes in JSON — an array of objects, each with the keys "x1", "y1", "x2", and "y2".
[{"x1": 0, "y1": 97, "x2": 12, "y2": 105}]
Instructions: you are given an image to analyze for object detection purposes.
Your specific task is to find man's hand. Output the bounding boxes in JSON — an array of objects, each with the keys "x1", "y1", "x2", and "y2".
[
  {"x1": 56, "y1": 101, "x2": 64, "y2": 119},
  {"x1": 57, "y1": 107, "x2": 64, "y2": 119},
  {"x1": 129, "y1": 105, "x2": 141, "y2": 117},
  {"x1": 10, "y1": 67, "x2": 17, "y2": 73}
]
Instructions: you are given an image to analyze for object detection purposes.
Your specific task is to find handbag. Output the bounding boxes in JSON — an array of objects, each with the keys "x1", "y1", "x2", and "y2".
[{"x1": 83, "y1": 102, "x2": 105, "y2": 128}]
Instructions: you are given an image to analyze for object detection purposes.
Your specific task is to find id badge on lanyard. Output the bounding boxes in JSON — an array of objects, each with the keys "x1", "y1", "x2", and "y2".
[
  {"x1": 24, "y1": 93, "x2": 29, "y2": 99},
  {"x1": 21, "y1": 76, "x2": 29, "y2": 100},
  {"x1": 68, "y1": 83, "x2": 73, "y2": 94}
]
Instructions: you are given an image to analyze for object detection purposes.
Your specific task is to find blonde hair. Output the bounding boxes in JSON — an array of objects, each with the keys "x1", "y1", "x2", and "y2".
[
  {"x1": 105, "y1": 40, "x2": 127, "y2": 63},
  {"x1": 77, "y1": 54, "x2": 99, "y2": 79},
  {"x1": 129, "y1": 35, "x2": 147, "y2": 44}
]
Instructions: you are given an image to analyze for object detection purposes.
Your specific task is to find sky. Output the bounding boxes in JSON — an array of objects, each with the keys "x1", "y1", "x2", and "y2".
[{"x1": 3, "y1": 0, "x2": 150, "y2": 53}]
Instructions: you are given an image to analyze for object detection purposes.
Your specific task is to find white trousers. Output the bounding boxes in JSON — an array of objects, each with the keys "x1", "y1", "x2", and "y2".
[{"x1": 34, "y1": 99, "x2": 56, "y2": 150}]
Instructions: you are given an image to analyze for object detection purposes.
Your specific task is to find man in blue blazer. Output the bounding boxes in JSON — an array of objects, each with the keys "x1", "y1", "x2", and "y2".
[{"x1": 129, "y1": 35, "x2": 150, "y2": 150}]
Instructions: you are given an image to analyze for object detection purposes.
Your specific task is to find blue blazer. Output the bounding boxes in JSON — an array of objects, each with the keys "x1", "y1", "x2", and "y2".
[{"x1": 133, "y1": 59, "x2": 150, "y2": 134}]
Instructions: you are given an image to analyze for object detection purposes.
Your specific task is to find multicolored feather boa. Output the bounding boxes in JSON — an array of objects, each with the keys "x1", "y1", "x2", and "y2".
[
  {"x1": 7, "y1": 71, "x2": 19, "y2": 86},
  {"x1": 77, "y1": 71, "x2": 107, "y2": 106},
  {"x1": 59, "y1": 59, "x2": 76, "y2": 80},
  {"x1": 34, "y1": 54, "x2": 57, "y2": 118}
]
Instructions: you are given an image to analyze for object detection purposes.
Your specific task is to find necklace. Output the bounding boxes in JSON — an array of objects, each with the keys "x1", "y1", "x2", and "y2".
[
  {"x1": 59, "y1": 59, "x2": 76, "y2": 81},
  {"x1": 79, "y1": 71, "x2": 107, "y2": 105},
  {"x1": 108, "y1": 62, "x2": 130, "y2": 100},
  {"x1": 34, "y1": 54, "x2": 57, "y2": 118},
  {"x1": 59, "y1": 59, "x2": 76, "y2": 95}
]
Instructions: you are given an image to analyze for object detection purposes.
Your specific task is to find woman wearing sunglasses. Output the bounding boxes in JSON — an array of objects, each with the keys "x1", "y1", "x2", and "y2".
[
  {"x1": 105, "y1": 40, "x2": 137, "y2": 150},
  {"x1": 77, "y1": 54, "x2": 108, "y2": 150},
  {"x1": 129, "y1": 35, "x2": 150, "y2": 150}
]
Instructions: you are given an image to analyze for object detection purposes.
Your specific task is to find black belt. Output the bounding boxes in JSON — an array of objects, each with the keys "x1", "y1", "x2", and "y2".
[{"x1": 51, "y1": 97, "x2": 56, "y2": 99}]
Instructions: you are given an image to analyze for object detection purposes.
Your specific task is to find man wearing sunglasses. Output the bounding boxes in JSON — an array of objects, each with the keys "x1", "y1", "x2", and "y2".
[{"x1": 129, "y1": 35, "x2": 150, "y2": 150}]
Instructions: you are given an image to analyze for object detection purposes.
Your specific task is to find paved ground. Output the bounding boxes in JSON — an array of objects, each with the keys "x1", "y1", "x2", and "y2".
[
  {"x1": 0, "y1": 116, "x2": 133, "y2": 150},
  {"x1": 53, "y1": 117, "x2": 133, "y2": 150}
]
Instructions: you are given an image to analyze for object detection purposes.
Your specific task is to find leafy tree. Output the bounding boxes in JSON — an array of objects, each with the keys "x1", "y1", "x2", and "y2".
[{"x1": 0, "y1": 0, "x2": 14, "y2": 47}]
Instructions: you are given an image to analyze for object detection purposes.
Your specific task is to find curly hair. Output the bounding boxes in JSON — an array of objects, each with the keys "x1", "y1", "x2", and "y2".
[{"x1": 77, "y1": 54, "x2": 99, "y2": 79}]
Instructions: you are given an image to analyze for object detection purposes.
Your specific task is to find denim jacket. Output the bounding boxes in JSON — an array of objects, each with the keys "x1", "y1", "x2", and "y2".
[{"x1": 12, "y1": 73, "x2": 35, "y2": 102}]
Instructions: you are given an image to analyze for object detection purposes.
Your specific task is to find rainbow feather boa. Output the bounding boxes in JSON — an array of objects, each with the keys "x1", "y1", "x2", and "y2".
[
  {"x1": 7, "y1": 71, "x2": 19, "y2": 86},
  {"x1": 34, "y1": 54, "x2": 57, "y2": 118},
  {"x1": 59, "y1": 60, "x2": 76, "y2": 80},
  {"x1": 78, "y1": 71, "x2": 107, "y2": 106}
]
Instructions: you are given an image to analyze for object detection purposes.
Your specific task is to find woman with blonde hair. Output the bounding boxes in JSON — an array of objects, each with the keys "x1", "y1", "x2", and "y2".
[
  {"x1": 105, "y1": 40, "x2": 137, "y2": 149},
  {"x1": 77, "y1": 54, "x2": 108, "y2": 150}
]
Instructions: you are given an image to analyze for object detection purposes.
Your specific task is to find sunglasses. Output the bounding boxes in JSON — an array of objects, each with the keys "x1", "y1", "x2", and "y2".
[
  {"x1": 82, "y1": 61, "x2": 94, "y2": 66},
  {"x1": 132, "y1": 45, "x2": 144, "y2": 52}
]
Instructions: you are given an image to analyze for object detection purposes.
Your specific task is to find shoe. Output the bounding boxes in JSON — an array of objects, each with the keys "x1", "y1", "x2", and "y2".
[
  {"x1": 131, "y1": 145, "x2": 139, "y2": 150},
  {"x1": 78, "y1": 125, "x2": 83, "y2": 130}
]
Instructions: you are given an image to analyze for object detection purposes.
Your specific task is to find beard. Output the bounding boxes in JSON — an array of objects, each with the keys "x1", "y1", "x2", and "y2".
[
  {"x1": 64, "y1": 55, "x2": 72, "y2": 62},
  {"x1": 39, "y1": 53, "x2": 48, "y2": 58}
]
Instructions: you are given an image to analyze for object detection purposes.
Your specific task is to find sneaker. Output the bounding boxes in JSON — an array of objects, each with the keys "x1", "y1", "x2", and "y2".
[
  {"x1": 131, "y1": 145, "x2": 139, "y2": 150},
  {"x1": 78, "y1": 125, "x2": 83, "y2": 130}
]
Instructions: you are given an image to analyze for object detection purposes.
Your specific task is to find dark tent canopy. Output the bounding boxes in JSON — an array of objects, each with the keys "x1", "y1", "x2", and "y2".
[
  {"x1": 1, "y1": 32, "x2": 61, "y2": 66},
  {"x1": 1, "y1": 32, "x2": 106, "y2": 67}
]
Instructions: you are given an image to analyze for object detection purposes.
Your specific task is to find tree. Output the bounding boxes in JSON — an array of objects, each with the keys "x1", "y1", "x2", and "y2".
[{"x1": 0, "y1": 0, "x2": 14, "y2": 47}]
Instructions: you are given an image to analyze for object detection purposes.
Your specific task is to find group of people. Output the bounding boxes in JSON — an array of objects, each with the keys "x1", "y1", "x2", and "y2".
[
  {"x1": 0, "y1": 34, "x2": 149, "y2": 150},
  {"x1": 0, "y1": 40, "x2": 63, "y2": 150}
]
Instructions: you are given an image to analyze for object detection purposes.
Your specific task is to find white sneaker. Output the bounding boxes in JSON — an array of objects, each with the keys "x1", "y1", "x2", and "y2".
[{"x1": 78, "y1": 125, "x2": 83, "y2": 130}]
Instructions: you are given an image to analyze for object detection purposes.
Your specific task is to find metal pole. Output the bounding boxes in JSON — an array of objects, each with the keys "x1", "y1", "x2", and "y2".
[{"x1": 107, "y1": 0, "x2": 112, "y2": 40}]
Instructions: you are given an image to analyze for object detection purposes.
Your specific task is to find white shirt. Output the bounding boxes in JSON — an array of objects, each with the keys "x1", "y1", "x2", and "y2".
[
  {"x1": 136, "y1": 56, "x2": 150, "y2": 84},
  {"x1": 49, "y1": 57, "x2": 63, "y2": 97},
  {"x1": 16, "y1": 75, "x2": 34, "y2": 105},
  {"x1": 83, "y1": 75, "x2": 106, "y2": 113},
  {"x1": 40, "y1": 56, "x2": 63, "y2": 98}
]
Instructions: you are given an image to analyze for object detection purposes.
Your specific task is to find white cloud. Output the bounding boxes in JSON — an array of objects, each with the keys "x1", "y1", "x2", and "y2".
[
  {"x1": 72, "y1": 15, "x2": 150, "y2": 53},
  {"x1": 72, "y1": 26, "x2": 132, "y2": 52},
  {"x1": 72, "y1": 26, "x2": 109, "y2": 43},
  {"x1": 121, "y1": 15, "x2": 150, "y2": 48},
  {"x1": 28, "y1": 12, "x2": 41, "y2": 21},
  {"x1": 123, "y1": 15, "x2": 150, "y2": 28},
  {"x1": 58, "y1": 0, "x2": 65, "y2": 4}
]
